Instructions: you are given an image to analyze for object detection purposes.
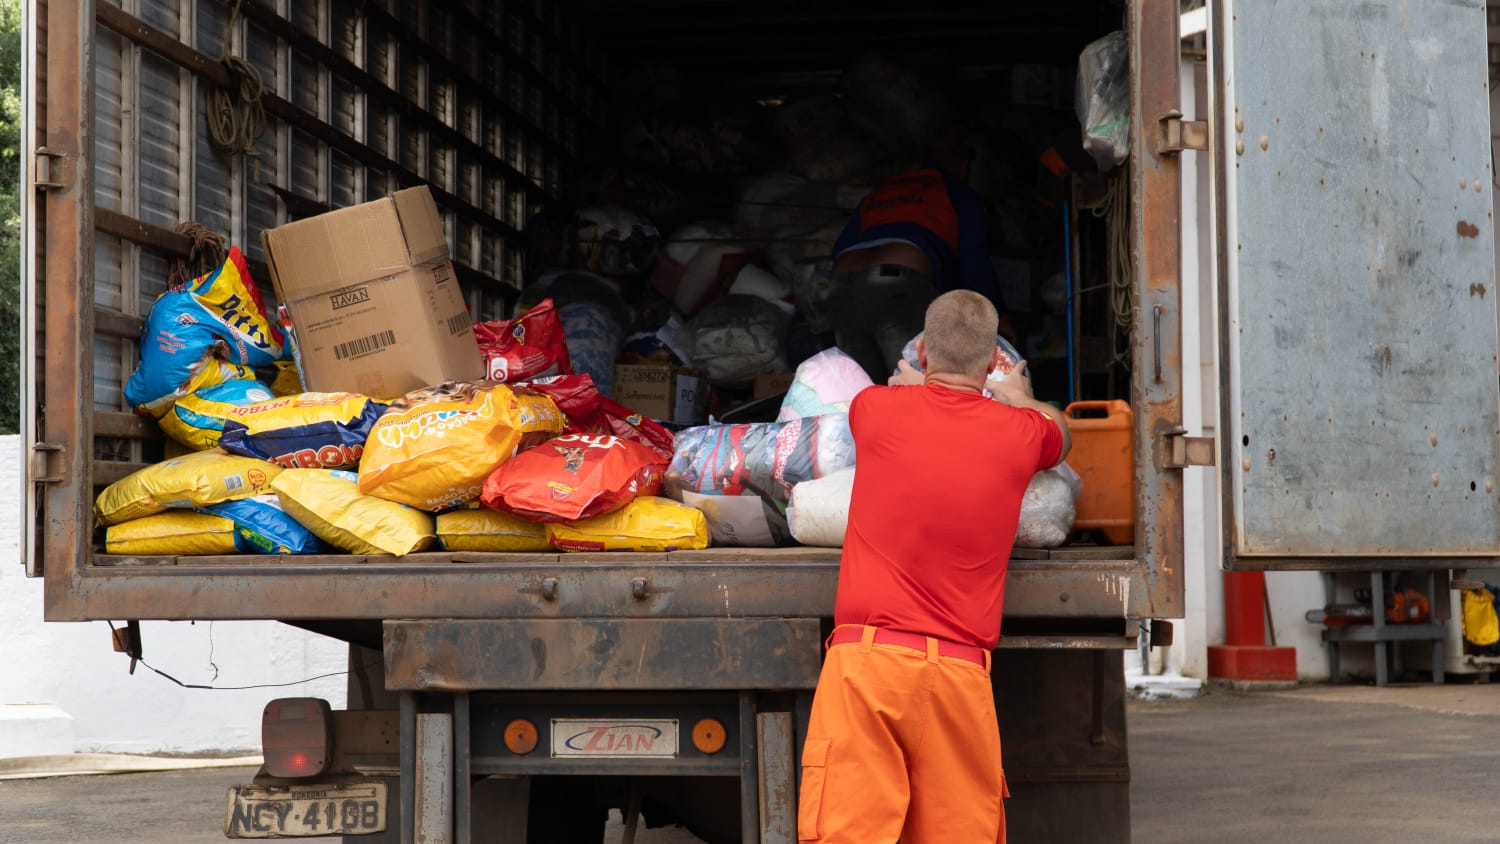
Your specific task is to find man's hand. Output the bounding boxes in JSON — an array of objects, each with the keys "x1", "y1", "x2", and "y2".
[
  {"x1": 986, "y1": 361, "x2": 1034, "y2": 406},
  {"x1": 889, "y1": 359, "x2": 925, "y2": 387}
]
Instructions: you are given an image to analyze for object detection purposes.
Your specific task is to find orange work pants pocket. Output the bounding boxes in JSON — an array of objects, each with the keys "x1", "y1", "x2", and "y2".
[{"x1": 797, "y1": 738, "x2": 831, "y2": 840}]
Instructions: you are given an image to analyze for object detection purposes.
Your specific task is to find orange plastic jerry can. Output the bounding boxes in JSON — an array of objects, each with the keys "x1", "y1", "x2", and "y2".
[{"x1": 1063, "y1": 401, "x2": 1135, "y2": 545}]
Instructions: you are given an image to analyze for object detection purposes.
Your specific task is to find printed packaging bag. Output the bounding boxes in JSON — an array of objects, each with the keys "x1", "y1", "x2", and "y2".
[
  {"x1": 219, "y1": 392, "x2": 387, "y2": 470},
  {"x1": 481, "y1": 433, "x2": 667, "y2": 522},
  {"x1": 125, "y1": 246, "x2": 285, "y2": 413},
  {"x1": 474, "y1": 298, "x2": 573, "y2": 383},
  {"x1": 358, "y1": 382, "x2": 564, "y2": 511}
]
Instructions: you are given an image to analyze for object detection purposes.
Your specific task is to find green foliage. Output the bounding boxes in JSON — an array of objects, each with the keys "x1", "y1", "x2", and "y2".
[{"x1": 0, "y1": 0, "x2": 20, "y2": 435}]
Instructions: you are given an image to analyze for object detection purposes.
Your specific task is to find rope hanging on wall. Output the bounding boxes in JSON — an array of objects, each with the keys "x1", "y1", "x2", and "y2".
[
  {"x1": 205, "y1": 0, "x2": 265, "y2": 180},
  {"x1": 166, "y1": 222, "x2": 228, "y2": 290}
]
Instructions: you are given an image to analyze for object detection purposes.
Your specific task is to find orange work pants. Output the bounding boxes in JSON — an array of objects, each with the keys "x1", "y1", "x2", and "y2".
[{"x1": 798, "y1": 625, "x2": 1008, "y2": 843}]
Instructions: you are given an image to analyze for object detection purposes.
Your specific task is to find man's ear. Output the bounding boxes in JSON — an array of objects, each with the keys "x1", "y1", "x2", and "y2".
[{"x1": 916, "y1": 338, "x2": 929, "y2": 371}]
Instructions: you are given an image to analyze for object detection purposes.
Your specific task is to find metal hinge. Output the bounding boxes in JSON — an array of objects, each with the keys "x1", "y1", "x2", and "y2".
[
  {"x1": 1163, "y1": 429, "x2": 1215, "y2": 468},
  {"x1": 1157, "y1": 111, "x2": 1209, "y2": 154},
  {"x1": 31, "y1": 442, "x2": 65, "y2": 484},
  {"x1": 34, "y1": 147, "x2": 66, "y2": 191}
]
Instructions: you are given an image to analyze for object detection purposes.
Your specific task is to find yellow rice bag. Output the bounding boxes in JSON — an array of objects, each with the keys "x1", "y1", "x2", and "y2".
[
  {"x1": 272, "y1": 469, "x2": 434, "y2": 556},
  {"x1": 547, "y1": 496, "x2": 710, "y2": 552},
  {"x1": 358, "y1": 382, "x2": 564, "y2": 511},
  {"x1": 95, "y1": 450, "x2": 282, "y2": 526},
  {"x1": 157, "y1": 379, "x2": 277, "y2": 451},
  {"x1": 105, "y1": 512, "x2": 240, "y2": 556},
  {"x1": 436, "y1": 508, "x2": 553, "y2": 552}
]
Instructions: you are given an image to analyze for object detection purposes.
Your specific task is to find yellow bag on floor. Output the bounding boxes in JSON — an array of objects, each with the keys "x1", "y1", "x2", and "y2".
[
  {"x1": 437, "y1": 508, "x2": 552, "y2": 552},
  {"x1": 359, "y1": 382, "x2": 564, "y2": 511},
  {"x1": 1462, "y1": 587, "x2": 1499, "y2": 647},
  {"x1": 95, "y1": 450, "x2": 281, "y2": 526},
  {"x1": 272, "y1": 469, "x2": 434, "y2": 556},
  {"x1": 547, "y1": 496, "x2": 710, "y2": 552},
  {"x1": 105, "y1": 512, "x2": 239, "y2": 556}
]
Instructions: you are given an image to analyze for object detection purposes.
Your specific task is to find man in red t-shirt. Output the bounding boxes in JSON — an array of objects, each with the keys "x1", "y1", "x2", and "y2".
[{"x1": 797, "y1": 290, "x2": 1069, "y2": 844}]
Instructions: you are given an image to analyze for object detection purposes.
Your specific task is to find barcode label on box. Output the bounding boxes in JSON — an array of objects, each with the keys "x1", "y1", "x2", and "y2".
[
  {"x1": 335, "y1": 330, "x2": 397, "y2": 360},
  {"x1": 224, "y1": 475, "x2": 245, "y2": 492},
  {"x1": 446, "y1": 313, "x2": 470, "y2": 336},
  {"x1": 433, "y1": 265, "x2": 452, "y2": 284}
]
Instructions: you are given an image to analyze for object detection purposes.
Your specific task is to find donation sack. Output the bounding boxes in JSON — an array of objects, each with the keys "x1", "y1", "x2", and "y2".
[
  {"x1": 125, "y1": 247, "x2": 285, "y2": 412},
  {"x1": 787, "y1": 468, "x2": 855, "y2": 547},
  {"x1": 200, "y1": 494, "x2": 322, "y2": 555},
  {"x1": 778, "y1": 348, "x2": 873, "y2": 422},
  {"x1": 665, "y1": 414, "x2": 856, "y2": 546},
  {"x1": 106, "y1": 512, "x2": 240, "y2": 556},
  {"x1": 898, "y1": 332, "x2": 1024, "y2": 383},
  {"x1": 547, "y1": 496, "x2": 710, "y2": 552},
  {"x1": 436, "y1": 508, "x2": 553, "y2": 553},
  {"x1": 219, "y1": 392, "x2": 387, "y2": 470},
  {"x1": 95, "y1": 450, "x2": 282, "y2": 526},
  {"x1": 525, "y1": 374, "x2": 676, "y2": 461},
  {"x1": 158, "y1": 379, "x2": 276, "y2": 451},
  {"x1": 474, "y1": 298, "x2": 573, "y2": 382},
  {"x1": 359, "y1": 382, "x2": 565, "y2": 511},
  {"x1": 1014, "y1": 465, "x2": 1082, "y2": 549},
  {"x1": 272, "y1": 469, "x2": 434, "y2": 556},
  {"x1": 482, "y1": 434, "x2": 667, "y2": 522}
]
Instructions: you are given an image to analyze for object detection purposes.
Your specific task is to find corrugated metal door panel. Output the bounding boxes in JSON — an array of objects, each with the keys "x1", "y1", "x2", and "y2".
[
  {"x1": 290, "y1": 51, "x2": 320, "y2": 114},
  {"x1": 331, "y1": 4, "x2": 359, "y2": 63},
  {"x1": 94, "y1": 232, "x2": 123, "y2": 312},
  {"x1": 93, "y1": 337, "x2": 124, "y2": 412},
  {"x1": 329, "y1": 148, "x2": 360, "y2": 210},
  {"x1": 194, "y1": 0, "x2": 226, "y2": 58},
  {"x1": 94, "y1": 29, "x2": 124, "y2": 211},
  {"x1": 289, "y1": 127, "x2": 321, "y2": 203},
  {"x1": 138, "y1": 249, "x2": 170, "y2": 314},
  {"x1": 243, "y1": 21, "x2": 280, "y2": 262},
  {"x1": 139, "y1": 0, "x2": 179, "y2": 39},
  {"x1": 193, "y1": 104, "x2": 234, "y2": 237},
  {"x1": 330, "y1": 74, "x2": 358, "y2": 137},
  {"x1": 136, "y1": 50, "x2": 183, "y2": 230}
]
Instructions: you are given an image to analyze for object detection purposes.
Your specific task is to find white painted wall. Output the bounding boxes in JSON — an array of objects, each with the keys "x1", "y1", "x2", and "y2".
[{"x1": 0, "y1": 436, "x2": 348, "y2": 757}]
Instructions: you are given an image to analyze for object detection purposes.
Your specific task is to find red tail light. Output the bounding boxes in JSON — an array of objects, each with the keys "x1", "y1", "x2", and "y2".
[{"x1": 262, "y1": 698, "x2": 333, "y2": 778}]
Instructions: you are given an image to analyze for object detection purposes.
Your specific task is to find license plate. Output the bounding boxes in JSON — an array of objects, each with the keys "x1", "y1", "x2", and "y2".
[
  {"x1": 225, "y1": 781, "x2": 387, "y2": 838},
  {"x1": 551, "y1": 718, "x2": 679, "y2": 759}
]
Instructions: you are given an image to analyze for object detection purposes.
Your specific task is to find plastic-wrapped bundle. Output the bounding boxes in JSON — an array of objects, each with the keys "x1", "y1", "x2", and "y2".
[
  {"x1": 898, "y1": 332, "x2": 1025, "y2": 383},
  {"x1": 665, "y1": 414, "x2": 855, "y2": 545},
  {"x1": 766, "y1": 220, "x2": 846, "y2": 333},
  {"x1": 787, "y1": 468, "x2": 855, "y2": 547},
  {"x1": 685, "y1": 295, "x2": 790, "y2": 385},
  {"x1": 1076, "y1": 31, "x2": 1130, "y2": 171},
  {"x1": 778, "y1": 348, "x2": 874, "y2": 422},
  {"x1": 560, "y1": 301, "x2": 627, "y2": 398},
  {"x1": 1015, "y1": 466, "x2": 1082, "y2": 549}
]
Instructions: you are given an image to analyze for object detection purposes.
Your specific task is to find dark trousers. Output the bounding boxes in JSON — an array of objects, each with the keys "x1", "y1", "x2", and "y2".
[{"x1": 829, "y1": 264, "x2": 938, "y2": 383}]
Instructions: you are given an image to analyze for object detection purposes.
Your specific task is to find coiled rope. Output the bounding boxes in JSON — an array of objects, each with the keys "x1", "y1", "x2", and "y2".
[{"x1": 205, "y1": 0, "x2": 265, "y2": 180}]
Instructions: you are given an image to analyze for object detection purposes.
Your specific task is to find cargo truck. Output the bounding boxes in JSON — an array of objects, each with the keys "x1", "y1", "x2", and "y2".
[{"x1": 20, "y1": 0, "x2": 1500, "y2": 841}]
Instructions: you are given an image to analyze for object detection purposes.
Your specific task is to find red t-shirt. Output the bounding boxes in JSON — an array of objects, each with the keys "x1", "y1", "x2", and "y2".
[{"x1": 834, "y1": 384, "x2": 1065, "y2": 650}]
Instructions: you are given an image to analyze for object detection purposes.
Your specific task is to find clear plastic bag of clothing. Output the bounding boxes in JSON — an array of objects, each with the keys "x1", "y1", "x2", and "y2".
[{"x1": 1076, "y1": 31, "x2": 1130, "y2": 171}]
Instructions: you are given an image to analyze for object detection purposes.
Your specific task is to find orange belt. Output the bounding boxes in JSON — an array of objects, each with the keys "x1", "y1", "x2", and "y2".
[{"x1": 827, "y1": 625, "x2": 991, "y2": 668}]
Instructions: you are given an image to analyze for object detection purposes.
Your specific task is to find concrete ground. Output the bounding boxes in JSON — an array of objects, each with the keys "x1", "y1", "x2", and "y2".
[{"x1": 2, "y1": 683, "x2": 1498, "y2": 843}]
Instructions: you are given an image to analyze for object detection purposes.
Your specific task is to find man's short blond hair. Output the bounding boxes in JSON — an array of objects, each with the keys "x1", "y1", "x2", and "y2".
[{"x1": 923, "y1": 291, "x2": 998, "y2": 378}]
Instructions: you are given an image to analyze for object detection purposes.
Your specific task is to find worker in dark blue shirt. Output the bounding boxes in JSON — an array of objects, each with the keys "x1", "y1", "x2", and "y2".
[{"x1": 829, "y1": 138, "x2": 1007, "y2": 382}]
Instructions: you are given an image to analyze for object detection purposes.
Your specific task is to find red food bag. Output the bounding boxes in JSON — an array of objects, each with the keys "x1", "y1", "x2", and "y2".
[
  {"x1": 526, "y1": 374, "x2": 675, "y2": 461},
  {"x1": 481, "y1": 433, "x2": 668, "y2": 522},
  {"x1": 474, "y1": 298, "x2": 572, "y2": 383}
]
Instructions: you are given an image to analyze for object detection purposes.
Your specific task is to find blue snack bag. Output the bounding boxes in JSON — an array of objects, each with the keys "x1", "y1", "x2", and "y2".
[{"x1": 199, "y1": 494, "x2": 322, "y2": 555}]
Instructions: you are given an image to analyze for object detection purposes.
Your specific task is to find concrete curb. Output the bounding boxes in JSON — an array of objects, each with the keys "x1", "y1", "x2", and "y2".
[{"x1": 0, "y1": 753, "x2": 262, "y2": 780}]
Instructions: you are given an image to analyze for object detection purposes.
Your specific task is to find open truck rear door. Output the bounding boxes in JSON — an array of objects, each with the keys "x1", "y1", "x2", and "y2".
[{"x1": 1210, "y1": 0, "x2": 1500, "y2": 569}]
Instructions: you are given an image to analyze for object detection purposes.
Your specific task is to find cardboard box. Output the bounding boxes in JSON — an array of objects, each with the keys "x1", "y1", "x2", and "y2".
[
  {"x1": 753, "y1": 373, "x2": 795, "y2": 399},
  {"x1": 261, "y1": 186, "x2": 483, "y2": 400},
  {"x1": 614, "y1": 365, "x2": 709, "y2": 425}
]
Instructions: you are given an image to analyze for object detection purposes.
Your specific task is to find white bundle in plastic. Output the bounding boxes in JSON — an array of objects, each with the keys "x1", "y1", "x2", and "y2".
[
  {"x1": 779, "y1": 348, "x2": 874, "y2": 422},
  {"x1": 1015, "y1": 465, "x2": 1082, "y2": 549},
  {"x1": 788, "y1": 468, "x2": 855, "y2": 547}
]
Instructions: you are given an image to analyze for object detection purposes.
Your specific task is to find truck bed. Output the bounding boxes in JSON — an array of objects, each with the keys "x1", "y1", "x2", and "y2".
[{"x1": 59, "y1": 546, "x2": 1139, "y2": 637}]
